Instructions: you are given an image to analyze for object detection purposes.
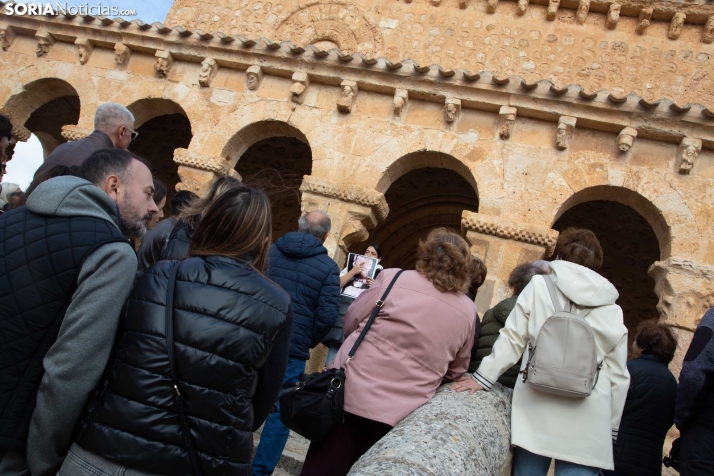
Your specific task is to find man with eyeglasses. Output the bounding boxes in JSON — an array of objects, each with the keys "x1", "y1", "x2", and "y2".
[{"x1": 34, "y1": 102, "x2": 137, "y2": 177}]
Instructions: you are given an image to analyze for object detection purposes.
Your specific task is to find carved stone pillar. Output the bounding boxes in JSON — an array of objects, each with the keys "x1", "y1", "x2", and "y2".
[
  {"x1": 461, "y1": 211, "x2": 559, "y2": 312},
  {"x1": 172, "y1": 148, "x2": 241, "y2": 195}
]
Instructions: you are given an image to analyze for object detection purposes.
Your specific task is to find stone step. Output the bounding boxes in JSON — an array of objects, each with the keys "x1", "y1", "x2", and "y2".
[{"x1": 253, "y1": 428, "x2": 307, "y2": 476}]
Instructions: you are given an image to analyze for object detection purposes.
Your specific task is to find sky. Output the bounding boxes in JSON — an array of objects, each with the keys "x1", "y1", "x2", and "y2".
[{"x1": 3, "y1": 0, "x2": 175, "y2": 189}]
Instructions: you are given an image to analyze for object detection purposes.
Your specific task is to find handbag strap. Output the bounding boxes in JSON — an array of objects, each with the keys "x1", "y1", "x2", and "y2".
[
  {"x1": 164, "y1": 263, "x2": 202, "y2": 476},
  {"x1": 342, "y1": 269, "x2": 404, "y2": 369}
]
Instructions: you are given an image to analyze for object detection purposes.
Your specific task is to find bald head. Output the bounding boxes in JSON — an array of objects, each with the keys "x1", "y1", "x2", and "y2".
[{"x1": 298, "y1": 210, "x2": 331, "y2": 241}]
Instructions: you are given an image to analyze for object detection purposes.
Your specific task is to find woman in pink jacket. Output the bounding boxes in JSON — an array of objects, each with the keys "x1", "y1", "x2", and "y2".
[{"x1": 300, "y1": 229, "x2": 479, "y2": 476}]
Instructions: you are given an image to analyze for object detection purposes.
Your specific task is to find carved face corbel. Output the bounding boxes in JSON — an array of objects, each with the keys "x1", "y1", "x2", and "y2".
[
  {"x1": 616, "y1": 127, "x2": 637, "y2": 152},
  {"x1": 547, "y1": 0, "x2": 560, "y2": 20},
  {"x1": 704, "y1": 16, "x2": 714, "y2": 44},
  {"x1": 444, "y1": 98, "x2": 461, "y2": 124},
  {"x1": 114, "y1": 43, "x2": 131, "y2": 68},
  {"x1": 498, "y1": 106, "x2": 517, "y2": 140},
  {"x1": 669, "y1": 12, "x2": 686, "y2": 40},
  {"x1": 74, "y1": 38, "x2": 93, "y2": 65},
  {"x1": 199, "y1": 57, "x2": 217, "y2": 87},
  {"x1": 678, "y1": 137, "x2": 702, "y2": 174},
  {"x1": 393, "y1": 89, "x2": 409, "y2": 116},
  {"x1": 35, "y1": 30, "x2": 53, "y2": 57},
  {"x1": 576, "y1": 0, "x2": 590, "y2": 24},
  {"x1": 290, "y1": 72, "x2": 310, "y2": 104},
  {"x1": 636, "y1": 7, "x2": 653, "y2": 35},
  {"x1": 607, "y1": 3, "x2": 621, "y2": 29},
  {"x1": 0, "y1": 27, "x2": 16, "y2": 51},
  {"x1": 337, "y1": 80, "x2": 358, "y2": 113},
  {"x1": 154, "y1": 50, "x2": 174, "y2": 78},
  {"x1": 246, "y1": 65, "x2": 263, "y2": 91},
  {"x1": 517, "y1": 0, "x2": 529, "y2": 14},
  {"x1": 555, "y1": 116, "x2": 576, "y2": 150}
]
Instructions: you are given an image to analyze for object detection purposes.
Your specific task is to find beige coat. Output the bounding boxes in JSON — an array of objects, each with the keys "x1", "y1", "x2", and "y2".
[{"x1": 474, "y1": 260, "x2": 629, "y2": 470}]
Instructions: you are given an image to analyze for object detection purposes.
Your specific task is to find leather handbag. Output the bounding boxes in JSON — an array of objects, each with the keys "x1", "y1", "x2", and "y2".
[{"x1": 279, "y1": 270, "x2": 404, "y2": 442}]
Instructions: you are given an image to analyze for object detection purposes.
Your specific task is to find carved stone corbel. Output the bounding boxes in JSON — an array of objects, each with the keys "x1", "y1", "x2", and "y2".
[
  {"x1": 546, "y1": 0, "x2": 559, "y2": 20},
  {"x1": 430, "y1": 0, "x2": 441, "y2": 6},
  {"x1": 337, "y1": 80, "x2": 358, "y2": 113},
  {"x1": 0, "y1": 27, "x2": 16, "y2": 51},
  {"x1": 703, "y1": 17, "x2": 714, "y2": 44},
  {"x1": 575, "y1": 0, "x2": 590, "y2": 24},
  {"x1": 678, "y1": 137, "x2": 702, "y2": 174},
  {"x1": 617, "y1": 127, "x2": 637, "y2": 152},
  {"x1": 198, "y1": 57, "x2": 217, "y2": 87},
  {"x1": 114, "y1": 42, "x2": 131, "y2": 69},
  {"x1": 290, "y1": 72, "x2": 309, "y2": 104},
  {"x1": 246, "y1": 65, "x2": 263, "y2": 91},
  {"x1": 74, "y1": 37, "x2": 93, "y2": 65},
  {"x1": 487, "y1": 0, "x2": 498, "y2": 13},
  {"x1": 649, "y1": 258, "x2": 714, "y2": 330},
  {"x1": 517, "y1": 0, "x2": 529, "y2": 15},
  {"x1": 459, "y1": 0, "x2": 468, "y2": 9},
  {"x1": 393, "y1": 89, "x2": 409, "y2": 116},
  {"x1": 498, "y1": 106, "x2": 517, "y2": 140},
  {"x1": 154, "y1": 50, "x2": 174, "y2": 78},
  {"x1": 606, "y1": 3, "x2": 621, "y2": 30},
  {"x1": 61, "y1": 125, "x2": 92, "y2": 142},
  {"x1": 444, "y1": 98, "x2": 461, "y2": 124},
  {"x1": 35, "y1": 30, "x2": 54, "y2": 57},
  {"x1": 555, "y1": 116, "x2": 576, "y2": 150},
  {"x1": 636, "y1": 7, "x2": 653, "y2": 35},
  {"x1": 669, "y1": 12, "x2": 686, "y2": 40}
]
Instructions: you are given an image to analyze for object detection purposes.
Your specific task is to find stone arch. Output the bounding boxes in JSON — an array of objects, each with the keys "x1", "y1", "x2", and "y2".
[{"x1": 220, "y1": 120, "x2": 310, "y2": 167}]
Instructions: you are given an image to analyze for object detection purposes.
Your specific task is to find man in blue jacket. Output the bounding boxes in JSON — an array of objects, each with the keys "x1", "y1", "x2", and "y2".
[{"x1": 253, "y1": 210, "x2": 340, "y2": 476}]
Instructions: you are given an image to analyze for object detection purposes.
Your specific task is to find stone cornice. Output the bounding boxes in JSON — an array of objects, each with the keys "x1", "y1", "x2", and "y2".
[
  {"x1": 173, "y1": 148, "x2": 233, "y2": 176},
  {"x1": 300, "y1": 176, "x2": 389, "y2": 221},
  {"x1": 462, "y1": 210, "x2": 560, "y2": 256}
]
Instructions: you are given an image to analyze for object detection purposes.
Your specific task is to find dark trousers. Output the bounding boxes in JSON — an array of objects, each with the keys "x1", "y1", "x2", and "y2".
[
  {"x1": 680, "y1": 423, "x2": 714, "y2": 476},
  {"x1": 299, "y1": 412, "x2": 392, "y2": 476}
]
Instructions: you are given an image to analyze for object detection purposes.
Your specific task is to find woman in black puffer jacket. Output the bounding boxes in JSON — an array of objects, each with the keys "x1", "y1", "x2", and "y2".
[
  {"x1": 603, "y1": 320, "x2": 678, "y2": 476},
  {"x1": 64, "y1": 185, "x2": 293, "y2": 476}
]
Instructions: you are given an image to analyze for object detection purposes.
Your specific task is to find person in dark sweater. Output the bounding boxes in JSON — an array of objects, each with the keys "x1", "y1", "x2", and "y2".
[
  {"x1": 469, "y1": 261, "x2": 549, "y2": 387},
  {"x1": 676, "y1": 307, "x2": 714, "y2": 476},
  {"x1": 602, "y1": 320, "x2": 678, "y2": 476},
  {"x1": 62, "y1": 185, "x2": 293, "y2": 476}
]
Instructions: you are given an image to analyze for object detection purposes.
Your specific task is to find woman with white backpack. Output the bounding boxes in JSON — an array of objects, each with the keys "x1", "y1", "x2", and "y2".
[{"x1": 451, "y1": 228, "x2": 630, "y2": 476}]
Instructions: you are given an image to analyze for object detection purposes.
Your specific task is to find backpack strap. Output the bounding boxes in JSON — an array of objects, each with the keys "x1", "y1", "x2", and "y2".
[{"x1": 543, "y1": 275, "x2": 562, "y2": 312}]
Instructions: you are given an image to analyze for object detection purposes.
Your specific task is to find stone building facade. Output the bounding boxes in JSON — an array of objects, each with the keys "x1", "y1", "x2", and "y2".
[{"x1": 1, "y1": 0, "x2": 714, "y2": 374}]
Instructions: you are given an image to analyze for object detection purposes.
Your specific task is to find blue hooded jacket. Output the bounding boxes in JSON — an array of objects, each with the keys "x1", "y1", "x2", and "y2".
[{"x1": 266, "y1": 232, "x2": 340, "y2": 360}]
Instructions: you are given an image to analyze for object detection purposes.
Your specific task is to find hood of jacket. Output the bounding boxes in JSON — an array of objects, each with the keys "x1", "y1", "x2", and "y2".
[
  {"x1": 275, "y1": 231, "x2": 327, "y2": 259},
  {"x1": 25, "y1": 176, "x2": 121, "y2": 230},
  {"x1": 549, "y1": 260, "x2": 619, "y2": 307}
]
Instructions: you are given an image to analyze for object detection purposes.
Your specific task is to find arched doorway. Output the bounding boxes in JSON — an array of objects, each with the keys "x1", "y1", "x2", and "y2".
[
  {"x1": 127, "y1": 99, "x2": 192, "y2": 216},
  {"x1": 366, "y1": 154, "x2": 479, "y2": 269},
  {"x1": 228, "y1": 122, "x2": 312, "y2": 241},
  {"x1": 553, "y1": 200, "x2": 660, "y2": 351}
]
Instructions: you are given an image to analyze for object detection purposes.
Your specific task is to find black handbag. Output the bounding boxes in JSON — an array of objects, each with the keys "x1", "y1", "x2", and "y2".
[
  {"x1": 663, "y1": 437, "x2": 680, "y2": 473},
  {"x1": 279, "y1": 270, "x2": 404, "y2": 442},
  {"x1": 164, "y1": 263, "x2": 202, "y2": 475}
]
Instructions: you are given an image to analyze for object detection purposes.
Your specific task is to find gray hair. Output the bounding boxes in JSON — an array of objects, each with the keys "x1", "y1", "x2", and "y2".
[
  {"x1": 298, "y1": 211, "x2": 331, "y2": 239},
  {"x1": 94, "y1": 103, "x2": 135, "y2": 133}
]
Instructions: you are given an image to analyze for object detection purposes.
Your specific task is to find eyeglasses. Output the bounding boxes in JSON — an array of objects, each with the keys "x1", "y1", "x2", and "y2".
[{"x1": 125, "y1": 127, "x2": 139, "y2": 141}]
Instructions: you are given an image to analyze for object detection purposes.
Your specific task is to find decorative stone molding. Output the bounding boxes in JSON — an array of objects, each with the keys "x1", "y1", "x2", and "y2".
[
  {"x1": 461, "y1": 210, "x2": 560, "y2": 256},
  {"x1": 11, "y1": 124, "x2": 31, "y2": 142},
  {"x1": 517, "y1": 0, "x2": 529, "y2": 15},
  {"x1": 337, "y1": 80, "x2": 358, "y2": 113},
  {"x1": 0, "y1": 27, "x2": 16, "y2": 51},
  {"x1": 300, "y1": 175, "x2": 389, "y2": 221},
  {"x1": 669, "y1": 12, "x2": 686, "y2": 40},
  {"x1": 198, "y1": 57, "x2": 217, "y2": 87},
  {"x1": 703, "y1": 17, "x2": 714, "y2": 44},
  {"x1": 617, "y1": 127, "x2": 637, "y2": 152},
  {"x1": 35, "y1": 30, "x2": 53, "y2": 57},
  {"x1": 290, "y1": 72, "x2": 309, "y2": 104},
  {"x1": 60, "y1": 125, "x2": 92, "y2": 142},
  {"x1": 555, "y1": 116, "x2": 577, "y2": 151},
  {"x1": 74, "y1": 37, "x2": 93, "y2": 65},
  {"x1": 393, "y1": 89, "x2": 409, "y2": 116},
  {"x1": 498, "y1": 106, "x2": 517, "y2": 140},
  {"x1": 114, "y1": 42, "x2": 131, "y2": 68},
  {"x1": 636, "y1": 7, "x2": 652, "y2": 35},
  {"x1": 575, "y1": 0, "x2": 589, "y2": 25},
  {"x1": 546, "y1": 0, "x2": 559, "y2": 21},
  {"x1": 444, "y1": 98, "x2": 461, "y2": 124},
  {"x1": 677, "y1": 137, "x2": 702, "y2": 174},
  {"x1": 154, "y1": 50, "x2": 174, "y2": 78},
  {"x1": 606, "y1": 3, "x2": 621, "y2": 30},
  {"x1": 649, "y1": 258, "x2": 714, "y2": 330},
  {"x1": 246, "y1": 65, "x2": 263, "y2": 91},
  {"x1": 173, "y1": 148, "x2": 234, "y2": 176}
]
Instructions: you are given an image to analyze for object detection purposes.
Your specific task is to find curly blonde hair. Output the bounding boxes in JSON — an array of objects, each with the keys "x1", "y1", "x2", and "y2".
[{"x1": 416, "y1": 228, "x2": 472, "y2": 294}]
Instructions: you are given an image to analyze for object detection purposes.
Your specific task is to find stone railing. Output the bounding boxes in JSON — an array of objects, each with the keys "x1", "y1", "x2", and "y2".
[{"x1": 349, "y1": 384, "x2": 513, "y2": 476}]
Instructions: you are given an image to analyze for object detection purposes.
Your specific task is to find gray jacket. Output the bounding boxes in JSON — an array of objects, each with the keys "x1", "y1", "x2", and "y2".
[{"x1": 6, "y1": 177, "x2": 137, "y2": 476}]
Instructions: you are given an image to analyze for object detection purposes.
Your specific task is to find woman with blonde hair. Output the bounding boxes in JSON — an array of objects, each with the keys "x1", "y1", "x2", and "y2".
[
  {"x1": 63, "y1": 185, "x2": 294, "y2": 475},
  {"x1": 300, "y1": 228, "x2": 478, "y2": 476}
]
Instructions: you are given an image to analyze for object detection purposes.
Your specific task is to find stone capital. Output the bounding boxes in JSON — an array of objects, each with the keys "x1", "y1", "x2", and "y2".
[
  {"x1": 173, "y1": 148, "x2": 236, "y2": 176},
  {"x1": 61, "y1": 125, "x2": 92, "y2": 142},
  {"x1": 300, "y1": 175, "x2": 389, "y2": 222},
  {"x1": 649, "y1": 258, "x2": 714, "y2": 330},
  {"x1": 462, "y1": 211, "x2": 559, "y2": 256}
]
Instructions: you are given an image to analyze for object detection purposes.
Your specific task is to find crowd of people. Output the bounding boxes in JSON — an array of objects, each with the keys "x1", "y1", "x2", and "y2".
[{"x1": 0, "y1": 103, "x2": 712, "y2": 476}]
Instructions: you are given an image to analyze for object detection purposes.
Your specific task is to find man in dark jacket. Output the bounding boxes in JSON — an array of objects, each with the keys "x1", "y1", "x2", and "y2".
[
  {"x1": 0, "y1": 149, "x2": 158, "y2": 476},
  {"x1": 34, "y1": 103, "x2": 136, "y2": 177},
  {"x1": 676, "y1": 308, "x2": 714, "y2": 476},
  {"x1": 252, "y1": 210, "x2": 340, "y2": 476}
]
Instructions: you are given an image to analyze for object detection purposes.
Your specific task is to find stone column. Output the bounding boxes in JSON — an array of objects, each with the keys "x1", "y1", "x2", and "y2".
[
  {"x1": 349, "y1": 384, "x2": 513, "y2": 476},
  {"x1": 172, "y1": 148, "x2": 241, "y2": 194},
  {"x1": 299, "y1": 175, "x2": 389, "y2": 373},
  {"x1": 649, "y1": 258, "x2": 714, "y2": 376},
  {"x1": 461, "y1": 211, "x2": 559, "y2": 312}
]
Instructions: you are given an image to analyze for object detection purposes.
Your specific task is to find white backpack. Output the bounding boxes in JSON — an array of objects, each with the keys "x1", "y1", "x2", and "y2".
[{"x1": 520, "y1": 275, "x2": 603, "y2": 398}]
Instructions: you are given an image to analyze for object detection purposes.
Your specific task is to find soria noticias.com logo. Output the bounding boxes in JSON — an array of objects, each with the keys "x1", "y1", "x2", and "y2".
[{"x1": 4, "y1": 2, "x2": 137, "y2": 16}]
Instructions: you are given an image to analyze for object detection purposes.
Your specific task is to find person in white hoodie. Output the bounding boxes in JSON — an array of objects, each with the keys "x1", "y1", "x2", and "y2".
[{"x1": 452, "y1": 228, "x2": 630, "y2": 476}]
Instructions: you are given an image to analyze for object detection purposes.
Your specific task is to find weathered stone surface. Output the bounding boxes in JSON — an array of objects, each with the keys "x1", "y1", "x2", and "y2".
[{"x1": 348, "y1": 384, "x2": 513, "y2": 476}]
